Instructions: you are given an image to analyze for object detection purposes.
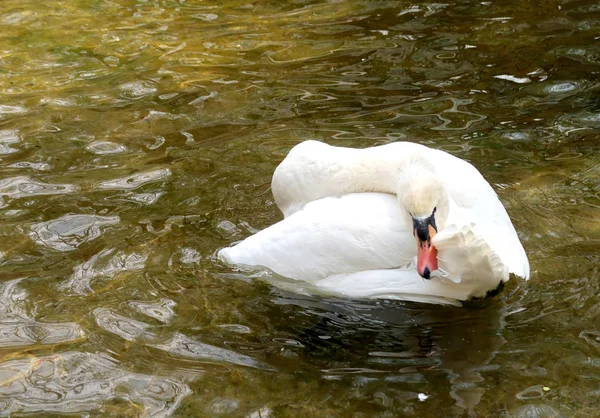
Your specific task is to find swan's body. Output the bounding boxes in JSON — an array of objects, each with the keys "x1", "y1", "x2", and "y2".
[{"x1": 219, "y1": 141, "x2": 529, "y2": 305}]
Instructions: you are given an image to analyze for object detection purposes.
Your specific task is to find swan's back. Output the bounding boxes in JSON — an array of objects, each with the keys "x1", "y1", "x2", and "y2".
[{"x1": 220, "y1": 193, "x2": 415, "y2": 283}]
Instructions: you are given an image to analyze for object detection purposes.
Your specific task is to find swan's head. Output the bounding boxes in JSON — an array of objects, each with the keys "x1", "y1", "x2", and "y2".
[{"x1": 397, "y1": 167, "x2": 449, "y2": 280}]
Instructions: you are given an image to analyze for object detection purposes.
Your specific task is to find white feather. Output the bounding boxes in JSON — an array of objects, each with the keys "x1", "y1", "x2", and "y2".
[{"x1": 219, "y1": 141, "x2": 530, "y2": 304}]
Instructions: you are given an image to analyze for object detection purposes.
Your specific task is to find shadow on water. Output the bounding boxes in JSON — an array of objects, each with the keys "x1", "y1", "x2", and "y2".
[{"x1": 270, "y1": 289, "x2": 508, "y2": 412}]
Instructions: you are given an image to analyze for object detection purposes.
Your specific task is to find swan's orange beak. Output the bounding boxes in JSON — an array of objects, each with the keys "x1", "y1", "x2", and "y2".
[{"x1": 413, "y1": 217, "x2": 438, "y2": 279}]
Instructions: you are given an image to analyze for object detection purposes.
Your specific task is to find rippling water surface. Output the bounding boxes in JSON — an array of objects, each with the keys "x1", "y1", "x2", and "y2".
[{"x1": 0, "y1": 0, "x2": 599, "y2": 416}]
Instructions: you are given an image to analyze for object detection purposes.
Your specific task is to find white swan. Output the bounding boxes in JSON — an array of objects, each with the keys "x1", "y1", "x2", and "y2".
[{"x1": 219, "y1": 141, "x2": 529, "y2": 305}]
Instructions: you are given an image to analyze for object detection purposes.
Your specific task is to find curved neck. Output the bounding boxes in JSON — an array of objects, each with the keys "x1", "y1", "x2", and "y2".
[
  {"x1": 332, "y1": 148, "x2": 402, "y2": 195},
  {"x1": 273, "y1": 142, "x2": 429, "y2": 217}
]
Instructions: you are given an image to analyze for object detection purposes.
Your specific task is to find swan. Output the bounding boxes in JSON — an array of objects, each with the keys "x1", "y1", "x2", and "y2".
[{"x1": 219, "y1": 140, "x2": 529, "y2": 305}]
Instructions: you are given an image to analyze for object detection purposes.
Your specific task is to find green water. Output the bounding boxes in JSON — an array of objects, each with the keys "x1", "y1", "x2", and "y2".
[{"x1": 0, "y1": 0, "x2": 598, "y2": 416}]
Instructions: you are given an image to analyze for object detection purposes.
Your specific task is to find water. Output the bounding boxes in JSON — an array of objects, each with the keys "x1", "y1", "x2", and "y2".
[{"x1": 0, "y1": 0, "x2": 598, "y2": 416}]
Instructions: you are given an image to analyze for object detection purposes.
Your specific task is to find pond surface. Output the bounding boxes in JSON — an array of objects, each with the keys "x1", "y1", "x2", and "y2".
[{"x1": 0, "y1": 0, "x2": 599, "y2": 416}]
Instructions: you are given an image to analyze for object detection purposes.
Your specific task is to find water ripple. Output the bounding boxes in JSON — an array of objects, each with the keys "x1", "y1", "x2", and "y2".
[
  {"x1": 0, "y1": 0, "x2": 597, "y2": 416},
  {"x1": 93, "y1": 308, "x2": 155, "y2": 342},
  {"x1": 129, "y1": 299, "x2": 176, "y2": 323},
  {"x1": 0, "y1": 177, "x2": 77, "y2": 208},
  {"x1": 0, "y1": 352, "x2": 190, "y2": 416},
  {"x1": 0, "y1": 322, "x2": 84, "y2": 348},
  {"x1": 579, "y1": 330, "x2": 600, "y2": 351},
  {"x1": 98, "y1": 169, "x2": 171, "y2": 190},
  {"x1": 0, "y1": 104, "x2": 27, "y2": 117},
  {"x1": 509, "y1": 404, "x2": 562, "y2": 418},
  {"x1": 6, "y1": 162, "x2": 51, "y2": 171},
  {"x1": 60, "y1": 249, "x2": 148, "y2": 295},
  {"x1": 85, "y1": 141, "x2": 127, "y2": 155},
  {"x1": 128, "y1": 191, "x2": 166, "y2": 205},
  {"x1": 118, "y1": 81, "x2": 157, "y2": 99},
  {"x1": 515, "y1": 384, "x2": 546, "y2": 400},
  {"x1": 30, "y1": 214, "x2": 120, "y2": 252},
  {"x1": 151, "y1": 332, "x2": 276, "y2": 371},
  {"x1": 0, "y1": 129, "x2": 20, "y2": 155},
  {"x1": 0, "y1": 280, "x2": 84, "y2": 349}
]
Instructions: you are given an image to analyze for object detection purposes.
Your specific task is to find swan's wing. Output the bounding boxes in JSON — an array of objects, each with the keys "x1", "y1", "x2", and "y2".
[
  {"x1": 219, "y1": 192, "x2": 510, "y2": 303},
  {"x1": 219, "y1": 193, "x2": 415, "y2": 284},
  {"x1": 425, "y1": 147, "x2": 530, "y2": 280},
  {"x1": 451, "y1": 195, "x2": 530, "y2": 281},
  {"x1": 432, "y1": 223, "x2": 509, "y2": 298},
  {"x1": 316, "y1": 221, "x2": 513, "y2": 303}
]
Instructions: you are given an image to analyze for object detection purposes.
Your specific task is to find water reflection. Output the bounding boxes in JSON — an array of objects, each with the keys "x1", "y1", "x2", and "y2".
[
  {"x1": 97, "y1": 168, "x2": 171, "y2": 191},
  {"x1": 60, "y1": 249, "x2": 148, "y2": 295},
  {"x1": 273, "y1": 293, "x2": 506, "y2": 410},
  {"x1": 30, "y1": 214, "x2": 119, "y2": 252},
  {"x1": 151, "y1": 333, "x2": 276, "y2": 372},
  {"x1": 0, "y1": 352, "x2": 190, "y2": 416},
  {"x1": 0, "y1": 279, "x2": 83, "y2": 349},
  {"x1": 93, "y1": 307, "x2": 156, "y2": 342},
  {"x1": 0, "y1": 177, "x2": 77, "y2": 208},
  {"x1": 0, "y1": 130, "x2": 20, "y2": 155},
  {"x1": 0, "y1": 0, "x2": 598, "y2": 416},
  {"x1": 129, "y1": 298, "x2": 176, "y2": 323}
]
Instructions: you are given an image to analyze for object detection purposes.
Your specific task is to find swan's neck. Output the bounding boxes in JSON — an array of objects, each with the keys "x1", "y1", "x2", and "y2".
[
  {"x1": 331, "y1": 150, "x2": 401, "y2": 196},
  {"x1": 273, "y1": 142, "x2": 436, "y2": 217}
]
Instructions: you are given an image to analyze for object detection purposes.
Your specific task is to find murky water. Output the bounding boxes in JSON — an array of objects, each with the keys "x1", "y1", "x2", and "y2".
[{"x1": 0, "y1": 0, "x2": 598, "y2": 416}]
